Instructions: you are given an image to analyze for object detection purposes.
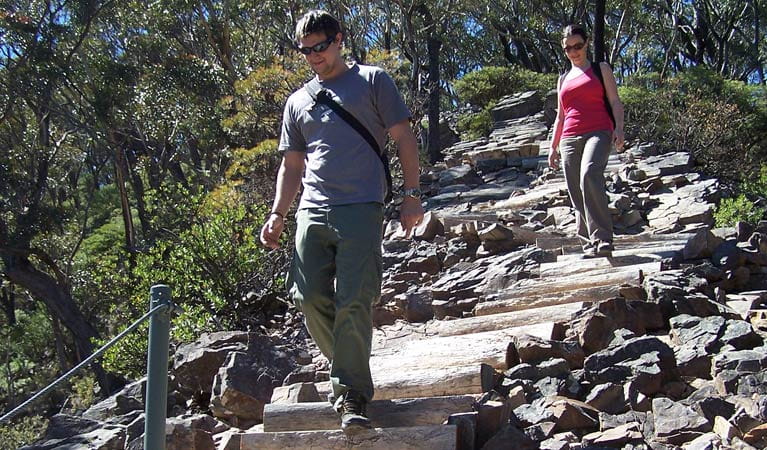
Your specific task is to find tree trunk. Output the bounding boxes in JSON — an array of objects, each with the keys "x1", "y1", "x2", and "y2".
[
  {"x1": 1, "y1": 253, "x2": 114, "y2": 391},
  {"x1": 111, "y1": 132, "x2": 135, "y2": 257},
  {"x1": 593, "y1": 0, "x2": 607, "y2": 63},
  {"x1": 426, "y1": 34, "x2": 442, "y2": 163},
  {"x1": 50, "y1": 315, "x2": 71, "y2": 374},
  {"x1": 125, "y1": 146, "x2": 151, "y2": 239},
  {"x1": 751, "y1": 0, "x2": 765, "y2": 84},
  {"x1": 1, "y1": 285, "x2": 15, "y2": 326}
]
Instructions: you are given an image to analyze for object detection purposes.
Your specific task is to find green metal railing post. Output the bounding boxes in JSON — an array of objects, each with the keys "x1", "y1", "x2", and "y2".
[{"x1": 144, "y1": 285, "x2": 172, "y2": 450}]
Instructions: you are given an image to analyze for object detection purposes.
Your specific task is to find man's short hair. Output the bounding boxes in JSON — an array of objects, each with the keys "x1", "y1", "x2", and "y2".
[{"x1": 294, "y1": 10, "x2": 342, "y2": 44}]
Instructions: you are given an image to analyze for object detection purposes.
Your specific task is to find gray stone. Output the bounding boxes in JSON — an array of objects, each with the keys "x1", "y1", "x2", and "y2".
[
  {"x1": 720, "y1": 319, "x2": 762, "y2": 350},
  {"x1": 584, "y1": 336, "x2": 678, "y2": 395},
  {"x1": 481, "y1": 423, "x2": 537, "y2": 450},
  {"x1": 652, "y1": 397, "x2": 710, "y2": 445},
  {"x1": 586, "y1": 383, "x2": 627, "y2": 415},
  {"x1": 509, "y1": 335, "x2": 585, "y2": 369},
  {"x1": 669, "y1": 314, "x2": 726, "y2": 351},
  {"x1": 438, "y1": 164, "x2": 483, "y2": 187}
]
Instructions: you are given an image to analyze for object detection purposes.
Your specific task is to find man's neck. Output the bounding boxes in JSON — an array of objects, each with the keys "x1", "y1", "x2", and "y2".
[{"x1": 318, "y1": 62, "x2": 350, "y2": 81}]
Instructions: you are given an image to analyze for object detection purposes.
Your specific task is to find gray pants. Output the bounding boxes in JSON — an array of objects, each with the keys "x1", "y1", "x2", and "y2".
[
  {"x1": 560, "y1": 130, "x2": 613, "y2": 248},
  {"x1": 287, "y1": 202, "x2": 384, "y2": 403}
]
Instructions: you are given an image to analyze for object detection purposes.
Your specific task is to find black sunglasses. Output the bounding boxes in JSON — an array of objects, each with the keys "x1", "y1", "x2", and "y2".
[
  {"x1": 297, "y1": 35, "x2": 336, "y2": 55},
  {"x1": 563, "y1": 42, "x2": 586, "y2": 53}
]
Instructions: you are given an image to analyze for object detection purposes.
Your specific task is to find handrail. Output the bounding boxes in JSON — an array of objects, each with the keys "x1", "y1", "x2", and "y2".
[{"x1": 0, "y1": 285, "x2": 176, "y2": 450}]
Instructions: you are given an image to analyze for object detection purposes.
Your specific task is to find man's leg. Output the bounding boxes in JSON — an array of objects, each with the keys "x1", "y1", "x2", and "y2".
[
  {"x1": 328, "y1": 202, "x2": 384, "y2": 404},
  {"x1": 287, "y1": 208, "x2": 337, "y2": 362}
]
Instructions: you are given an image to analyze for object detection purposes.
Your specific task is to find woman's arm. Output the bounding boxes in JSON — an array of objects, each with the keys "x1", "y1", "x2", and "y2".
[
  {"x1": 600, "y1": 62, "x2": 625, "y2": 150},
  {"x1": 549, "y1": 75, "x2": 565, "y2": 169}
]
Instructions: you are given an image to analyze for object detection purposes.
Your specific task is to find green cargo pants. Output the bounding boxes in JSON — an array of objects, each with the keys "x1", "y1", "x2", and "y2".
[{"x1": 287, "y1": 202, "x2": 384, "y2": 402}]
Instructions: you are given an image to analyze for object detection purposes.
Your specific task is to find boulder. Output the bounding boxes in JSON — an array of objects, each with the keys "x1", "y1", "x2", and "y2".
[{"x1": 652, "y1": 397, "x2": 711, "y2": 445}]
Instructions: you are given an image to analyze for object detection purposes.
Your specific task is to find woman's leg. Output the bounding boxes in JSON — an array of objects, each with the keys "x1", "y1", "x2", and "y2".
[
  {"x1": 580, "y1": 130, "x2": 613, "y2": 246},
  {"x1": 560, "y1": 135, "x2": 590, "y2": 248}
]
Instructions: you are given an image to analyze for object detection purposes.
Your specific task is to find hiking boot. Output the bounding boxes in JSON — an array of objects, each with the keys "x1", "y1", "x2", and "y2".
[
  {"x1": 596, "y1": 241, "x2": 614, "y2": 257},
  {"x1": 335, "y1": 390, "x2": 371, "y2": 433}
]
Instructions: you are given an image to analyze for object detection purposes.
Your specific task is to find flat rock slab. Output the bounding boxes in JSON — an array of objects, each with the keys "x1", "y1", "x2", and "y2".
[
  {"x1": 239, "y1": 424, "x2": 457, "y2": 450},
  {"x1": 263, "y1": 395, "x2": 476, "y2": 432}
]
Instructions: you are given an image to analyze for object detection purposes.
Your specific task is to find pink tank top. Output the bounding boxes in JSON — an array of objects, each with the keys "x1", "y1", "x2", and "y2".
[{"x1": 560, "y1": 67, "x2": 614, "y2": 137}]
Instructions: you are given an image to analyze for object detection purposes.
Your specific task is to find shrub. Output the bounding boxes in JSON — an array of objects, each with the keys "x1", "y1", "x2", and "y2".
[
  {"x1": 0, "y1": 415, "x2": 47, "y2": 449},
  {"x1": 620, "y1": 67, "x2": 767, "y2": 182},
  {"x1": 454, "y1": 66, "x2": 556, "y2": 109},
  {"x1": 456, "y1": 106, "x2": 493, "y2": 140},
  {"x1": 715, "y1": 164, "x2": 767, "y2": 227}
]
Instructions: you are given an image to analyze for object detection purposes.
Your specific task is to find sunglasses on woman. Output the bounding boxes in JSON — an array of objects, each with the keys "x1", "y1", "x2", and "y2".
[
  {"x1": 297, "y1": 35, "x2": 336, "y2": 55},
  {"x1": 563, "y1": 42, "x2": 586, "y2": 53}
]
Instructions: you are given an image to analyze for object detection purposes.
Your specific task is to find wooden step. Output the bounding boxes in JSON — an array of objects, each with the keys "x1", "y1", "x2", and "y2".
[
  {"x1": 263, "y1": 395, "x2": 476, "y2": 432},
  {"x1": 556, "y1": 242, "x2": 687, "y2": 261},
  {"x1": 238, "y1": 424, "x2": 457, "y2": 449},
  {"x1": 537, "y1": 232, "x2": 695, "y2": 251},
  {"x1": 485, "y1": 263, "x2": 644, "y2": 301},
  {"x1": 423, "y1": 303, "x2": 582, "y2": 337},
  {"x1": 312, "y1": 321, "x2": 558, "y2": 401},
  {"x1": 475, "y1": 284, "x2": 620, "y2": 316},
  {"x1": 539, "y1": 260, "x2": 661, "y2": 279}
]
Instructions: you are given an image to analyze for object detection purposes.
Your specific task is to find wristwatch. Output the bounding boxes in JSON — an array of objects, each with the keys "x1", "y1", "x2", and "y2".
[{"x1": 401, "y1": 187, "x2": 422, "y2": 199}]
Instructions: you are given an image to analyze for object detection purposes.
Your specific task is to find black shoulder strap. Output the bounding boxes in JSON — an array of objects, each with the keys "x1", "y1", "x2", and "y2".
[
  {"x1": 591, "y1": 62, "x2": 616, "y2": 128},
  {"x1": 304, "y1": 79, "x2": 393, "y2": 203}
]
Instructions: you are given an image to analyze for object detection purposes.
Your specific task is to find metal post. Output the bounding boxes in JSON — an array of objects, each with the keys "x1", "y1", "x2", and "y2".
[{"x1": 144, "y1": 285, "x2": 171, "y2": 450}]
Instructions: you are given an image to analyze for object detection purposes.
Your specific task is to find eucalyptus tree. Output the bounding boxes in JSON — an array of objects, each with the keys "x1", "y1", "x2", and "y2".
[{"x1": 0, "y1": 0, "x2": 121, "y2": 390}]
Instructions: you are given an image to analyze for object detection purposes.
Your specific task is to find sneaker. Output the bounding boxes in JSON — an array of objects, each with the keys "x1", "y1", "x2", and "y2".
[
  {"x1": 335, "y1": 390, "x2": 372, "y2": 433},
  {"x1": 596, "y1": 241, "x2": 614, "y2": 257},
  {"x1": 582, "y1": 245, "x2": 599, "y2": 259}
]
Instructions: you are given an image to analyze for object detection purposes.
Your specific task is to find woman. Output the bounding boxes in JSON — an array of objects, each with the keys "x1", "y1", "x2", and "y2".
[{"x1": 548, "y1": 24, "x2": 625, "y2": 258}]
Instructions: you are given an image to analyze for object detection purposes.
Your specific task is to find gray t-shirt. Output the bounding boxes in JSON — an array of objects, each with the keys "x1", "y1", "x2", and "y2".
[{"x1": 279, "y1": 64, "x2": 411, "y2": 209}]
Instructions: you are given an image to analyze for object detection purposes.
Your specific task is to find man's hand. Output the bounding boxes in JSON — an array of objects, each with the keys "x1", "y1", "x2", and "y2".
[
  {"x1": 399, "y1": 196, "x2": 424, "y2": 237},
  {"x1": 548, "y1": 147, "x2": 560, "y2": 170},
  {"x1": 260, "y1": 214, "x2": 284, "y2": 249}
]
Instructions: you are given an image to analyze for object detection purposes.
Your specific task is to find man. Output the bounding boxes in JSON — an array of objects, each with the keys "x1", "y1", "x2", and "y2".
[{"x1": 259, "y1": 10, "x2": 424, "y2": 432}]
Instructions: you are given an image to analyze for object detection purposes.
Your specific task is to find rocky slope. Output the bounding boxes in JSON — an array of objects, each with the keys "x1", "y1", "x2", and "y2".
[{"x1": 24, "y1": 91, "x2": 767, "y2": 450}]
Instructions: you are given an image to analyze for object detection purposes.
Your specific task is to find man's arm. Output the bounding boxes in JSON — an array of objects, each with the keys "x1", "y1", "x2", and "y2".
[
  {"x1": 388, "y1": 119, "x2": 424, "y2": 234},
  {"x1": 260, "y1": 151, "x2": 305, "y2": 249}
]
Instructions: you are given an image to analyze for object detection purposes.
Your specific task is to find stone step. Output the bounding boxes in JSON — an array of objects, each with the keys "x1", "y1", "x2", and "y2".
[
  {"x1": 234, "y1": 424, "x2": 457, "y2": 450},
  {"x1": 263, "y1": 395, "x2": 476, "y2": 432}
]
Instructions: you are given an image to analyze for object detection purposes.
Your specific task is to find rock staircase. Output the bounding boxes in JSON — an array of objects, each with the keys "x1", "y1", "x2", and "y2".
[
  {"x1": 30, "y1": 91, "x2": 767, "y2": 449},
  {"x1": 221, "y1": 146, "x2": 735, "y2": 447}
]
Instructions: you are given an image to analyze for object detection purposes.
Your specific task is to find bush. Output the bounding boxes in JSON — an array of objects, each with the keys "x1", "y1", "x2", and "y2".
[
  {"x1": 0, "y1": 415, "x2": 47, "y2": 449},
  {"x1": 100, "y1": 199, "x2": 288, "y2": 379},
  {"x1": 620, "y1": 68, "x2": 767, "y2": 182},
  {"x1": 454, "y1": 66, "x2": 556, "y2": 109},
  {"x1": 714, "y1": 164, "x2": 767, "y2": 227},
  {"x1": 456, "y1": 106, "x2": 493, "y2": 140}
]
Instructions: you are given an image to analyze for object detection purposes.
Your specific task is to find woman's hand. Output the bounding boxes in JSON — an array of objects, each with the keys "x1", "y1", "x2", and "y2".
[
  {"x1": 548, "y1": 147, "x2": 560, "y2": 170},
  {"x1": 613, "y1": 128, "x2": 625, "y2": 152}
]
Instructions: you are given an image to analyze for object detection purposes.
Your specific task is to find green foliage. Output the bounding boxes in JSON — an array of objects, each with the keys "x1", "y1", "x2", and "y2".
[
  {"x1": 715, "y1": 195, "x2": 765, "y2": 227},
  {"x1": 101, "y1": 201, "x2": 278, "y2": 379},
  {"x1": 0, "y1": 415, "x2": 47, "y2": 450},
  {"x1": 454, "y1": 66, "x2": 556, "y2": 108},
  {"x1": 621, "y1": 67, "x2": 767, "y2": 182},
  {"x1": 67, "y1": 374, "x2": 98, "y2": 412},
  {"x1": 221, "y1": 56, "x2": 310, "y2": 145},
  {"x1": 715, "y1": 165, "x2": 767, "y2": 227},
  {"x1": 456, "y1": 106, "x2": 494, "y2": 140},
  {"x1": 0, "y1": 307, "x2": 58, "y2": 408}
]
